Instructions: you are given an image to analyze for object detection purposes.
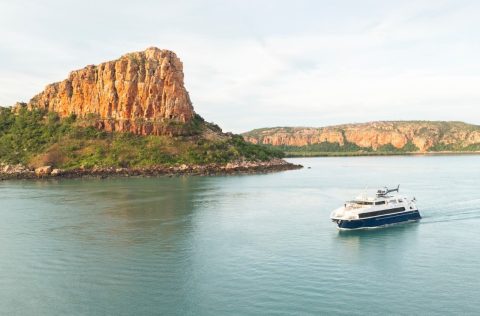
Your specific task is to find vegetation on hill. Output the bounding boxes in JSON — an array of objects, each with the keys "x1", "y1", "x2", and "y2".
[
  {"x1": 262, "y1": 141, "x2": 480, "y2": 157},
  {"x1": 264, "y1": 141, "x2": 421, "y2": 157},
  {"x1": 0, "y1": 107, "x2": 284, "y2": 169}
]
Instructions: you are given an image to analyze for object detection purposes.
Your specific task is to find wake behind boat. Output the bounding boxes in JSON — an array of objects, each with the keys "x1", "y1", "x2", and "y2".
[{"x1": 330, "y1": 185, "x2": 421, "y2": 230}]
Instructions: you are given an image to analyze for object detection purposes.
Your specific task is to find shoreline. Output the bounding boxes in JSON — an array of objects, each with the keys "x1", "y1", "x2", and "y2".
[
  {"x1": 284, "y1": 151, "x2": 480, "y2": 158},
  {"x1": 0, "y1": 159, "x2": 303, "y2": 181}
]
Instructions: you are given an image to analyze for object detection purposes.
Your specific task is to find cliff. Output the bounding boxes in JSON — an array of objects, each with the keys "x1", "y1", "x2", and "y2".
[
  {"x1": 28, "y1": 47, "x2": 194, "y2": 135},
  {"x1": 243, "y1": 121, "x2": 480, "y2": 153}
]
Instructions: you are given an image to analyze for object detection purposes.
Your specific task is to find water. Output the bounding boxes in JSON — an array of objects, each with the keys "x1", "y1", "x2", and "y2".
[{"x1": 1, "y1": 156, "x2": 480, "y2": 315}]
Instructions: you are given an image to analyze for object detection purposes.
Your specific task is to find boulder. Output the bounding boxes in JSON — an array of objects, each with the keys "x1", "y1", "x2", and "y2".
[
  {"x1": 35, "y1": 166, "x2": 52, "y2": 176},
  {"x1": 2, "y1": 165, "x2": 13, "y2": 173},
  {"x1": 51, "y1": 169, "x2": 62, "y2": 176}
]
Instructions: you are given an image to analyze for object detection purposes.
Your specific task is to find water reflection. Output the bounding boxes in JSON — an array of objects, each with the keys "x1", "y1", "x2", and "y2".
[
  {"x1": 0, "y1": 176, "x2": 224, "y2": 314},
  {"x1": 2, "y1": 176, "x2": 220, "y2": 252},
  {"x1": 59, "y1": 177, "x2": 217, "y2": 246}
]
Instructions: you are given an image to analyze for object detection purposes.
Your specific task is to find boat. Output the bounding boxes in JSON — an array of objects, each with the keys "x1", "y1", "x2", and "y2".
[{"x1": 330, "y1": 185, "x2": 421, "y2": 230}]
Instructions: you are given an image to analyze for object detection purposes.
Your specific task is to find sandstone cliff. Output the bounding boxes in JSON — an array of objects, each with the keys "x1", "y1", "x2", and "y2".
[
  {"x1": 28, "y1": 47, "x2": 195, "y2": 135},
  {"x1": 243, "y1": 121, "x2": 480, "y2": 152}
]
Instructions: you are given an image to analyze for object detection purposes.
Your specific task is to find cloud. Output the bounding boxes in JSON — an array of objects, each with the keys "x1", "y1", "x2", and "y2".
[{"x1": 0, "y1": 0, "x2": 479, "y2": 132}]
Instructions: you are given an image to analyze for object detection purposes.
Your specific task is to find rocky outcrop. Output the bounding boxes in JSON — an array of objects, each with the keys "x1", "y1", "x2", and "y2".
[
  {"x1": 35, "y1": 166, "x2": 52, "y2": 176},
  {"x1": 1, "y1": 163, "x2": 32, "y2": 174},
  {"x1": 28, "y1": 47, "x2": 195, "y2": 135},
  {"x1": 243, "y1": 121, "x2": 480, "y2": 152},
  {"x1": 247, "y1": 128, "x2": 345, "y2": 147}
]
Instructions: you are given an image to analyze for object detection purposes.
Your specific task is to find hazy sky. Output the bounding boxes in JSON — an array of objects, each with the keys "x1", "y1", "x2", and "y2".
[{"x1": 1, "y1": 0, "x2": 479, "y2": 132}]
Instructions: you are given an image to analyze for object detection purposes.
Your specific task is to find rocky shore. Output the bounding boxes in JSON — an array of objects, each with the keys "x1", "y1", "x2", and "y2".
[{"x1": 0, "y1": 159, "x2": 302, "y2": 181}]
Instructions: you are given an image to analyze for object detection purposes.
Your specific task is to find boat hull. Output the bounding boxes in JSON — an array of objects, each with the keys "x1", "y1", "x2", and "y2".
[{"x1": 333, "y1": 210, "x2": 421, "y2": 230}]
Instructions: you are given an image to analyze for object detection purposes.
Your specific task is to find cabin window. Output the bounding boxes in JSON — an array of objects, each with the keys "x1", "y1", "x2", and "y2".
[
  {"x1": 375, "y1": 201, "x2": 386, "y2": 205},
  {"x1": 355, "y1": 201, "x2": 373, "y2": 205},
  {"x1": 358, "y1": 207, "x2": 406, "y2": 218}
]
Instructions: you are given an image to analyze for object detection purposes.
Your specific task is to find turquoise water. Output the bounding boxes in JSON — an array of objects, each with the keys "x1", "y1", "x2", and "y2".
[{"x1": 1, "y1": 156, "x2": 480, "y2": 315}]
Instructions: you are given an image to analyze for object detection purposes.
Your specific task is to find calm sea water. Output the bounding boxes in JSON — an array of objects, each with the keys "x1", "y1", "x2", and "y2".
[{"x1": 1, "y1": 156, "x2": 480, "y2": 315}]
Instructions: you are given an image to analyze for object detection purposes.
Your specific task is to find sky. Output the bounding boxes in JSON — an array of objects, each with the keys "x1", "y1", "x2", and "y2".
[{"x1": 1, "y1": 0, "x2": 479, "y2": 133}]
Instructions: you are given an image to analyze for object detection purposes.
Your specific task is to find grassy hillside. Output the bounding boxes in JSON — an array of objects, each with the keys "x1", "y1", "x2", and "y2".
[{"x1": 0, "y1": 107, "x2": 284, "y2": 169}]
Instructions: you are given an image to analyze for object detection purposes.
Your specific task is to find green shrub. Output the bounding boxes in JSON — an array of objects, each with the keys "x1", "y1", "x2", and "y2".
[
  {"x1": 402, "y1": 141, "x2": 419, "y2": 152},
  {"x1": 377, "y1": 144, "x2": 401, "y2": 152},
  {"x1": 429, "y1": 143, "x2": 456, "y2": 151}
]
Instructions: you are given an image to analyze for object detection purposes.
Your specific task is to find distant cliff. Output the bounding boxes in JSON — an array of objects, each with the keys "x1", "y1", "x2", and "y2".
[
  {"x1": 243, "y1": 121, "x2": 480, "y2": 154},
  {"x1": 28, "y1": 47, "x2": 194, "y2": 136}
]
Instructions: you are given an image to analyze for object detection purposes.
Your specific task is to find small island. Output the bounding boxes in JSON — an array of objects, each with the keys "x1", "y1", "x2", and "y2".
[{"x1": 0, "y1": 48, "x2": 301, "y2": 180}]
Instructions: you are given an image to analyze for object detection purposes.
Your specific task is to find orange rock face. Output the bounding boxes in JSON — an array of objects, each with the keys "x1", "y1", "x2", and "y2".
[
  {"x1": 28, "y1": 47, "x2": 195, "y2": 135},
  {"x1": 243, "y1": 121, "x2": 480, "y2": 152},
  {"x1": 246, "y1": 128, "x2": 345, "y2": 147}
]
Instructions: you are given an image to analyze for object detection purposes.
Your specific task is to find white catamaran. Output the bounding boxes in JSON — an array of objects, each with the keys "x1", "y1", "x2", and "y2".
[{"x1": 330, "y1": 186, "x2": 421, "y2": 230}]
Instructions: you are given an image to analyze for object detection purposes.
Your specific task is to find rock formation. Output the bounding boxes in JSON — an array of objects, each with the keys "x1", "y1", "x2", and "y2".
[
  {"x1": 28, "y1": 47, "x2": 195, "y2": 135},
  {"x1": 243, "y1": 121, "x2": 480, "y2": 152}
]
